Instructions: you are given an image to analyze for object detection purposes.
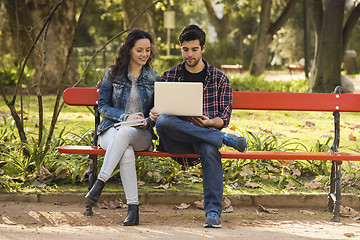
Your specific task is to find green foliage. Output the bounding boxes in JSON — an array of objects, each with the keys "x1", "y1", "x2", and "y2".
[
  {"x1": 229, "y1": 74, "x2": 310, "y2": 92},
  {"x1": 204, "y1": 40, "x2": 244, "y2": 68},
  {"x1": 0, "y1": 66, "x2": 32, "y2": 88},
  {"x1": 153, "y1": 55, "x2": 183, "y2": 74}
]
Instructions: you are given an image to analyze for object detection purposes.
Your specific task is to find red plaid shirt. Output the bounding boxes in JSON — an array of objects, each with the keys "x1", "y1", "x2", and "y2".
[
  {"x1": 159, "y1": 60, "x2": 233, "y2": 167},
  {"x1": 160, "y1": 59, "x2": 233, "y2": 128}
]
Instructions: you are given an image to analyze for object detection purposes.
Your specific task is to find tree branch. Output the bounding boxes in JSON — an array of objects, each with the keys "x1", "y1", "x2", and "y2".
[
  {"x1": 269, "y1": 0, "x2": 299, "y2": 35},
  {"x1": 342, "y1": 3, "x2": 360, "y2": 55},
  {"x1": 46, "y1": 0, "x2": 90, "y2": 146},
  {"x1": 11, "y1": 0, "x2": 63, "y2": 105}
]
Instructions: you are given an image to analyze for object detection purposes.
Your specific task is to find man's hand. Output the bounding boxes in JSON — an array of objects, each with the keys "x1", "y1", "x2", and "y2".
[
  {"x1": 149, "y1": 108, "x2": 159, "y2": 122},
  {"x1": 187, "y1": 116, "x2": 224, "y2": 129}
]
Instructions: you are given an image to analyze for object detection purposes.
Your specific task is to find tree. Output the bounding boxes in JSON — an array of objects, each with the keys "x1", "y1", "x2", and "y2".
[
  {"x1": 249, "y1": 0, "x2": 299, "y2": 75},
  {"x1": 122, "y1": 0, "x2": 157, "y2": 39},
  {"x1": 309, "y1": 0, "x2": 360, "y2": 93},
  {"x1": 1, "y1": 0, "x2": 77, "y2": 92},
  {"x1": 203, "y1": 0, "x2": 232, "y2": 40}
]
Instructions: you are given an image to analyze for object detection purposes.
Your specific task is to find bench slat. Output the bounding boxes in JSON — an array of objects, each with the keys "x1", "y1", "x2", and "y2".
[
  {"x1": 58, "y1": 146, "x2": 360, "y2": 161},
  {"x1": 233, "y1": 91, "x2": 360, "y2": 112},
  {"x1": 63, "y1": 87, "x2": 99, "y2": 106},
  {"x1": 63, "y1": 88, "x2": 360, "y2": 112}
]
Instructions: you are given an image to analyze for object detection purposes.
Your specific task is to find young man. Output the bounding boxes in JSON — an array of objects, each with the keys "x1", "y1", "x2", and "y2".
[{"x1": 150, "y1": 24, "x2": 248, "y2": 228}]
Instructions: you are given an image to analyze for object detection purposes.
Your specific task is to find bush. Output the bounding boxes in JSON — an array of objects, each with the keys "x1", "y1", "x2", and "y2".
[{"x1": 229, "y1": 74, "x2": 310, "y2": 92}]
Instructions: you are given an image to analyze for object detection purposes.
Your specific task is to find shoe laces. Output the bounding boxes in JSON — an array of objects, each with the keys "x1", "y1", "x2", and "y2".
[{"x1": 209, "y1": 211, "x2": 217, "y2": 219}]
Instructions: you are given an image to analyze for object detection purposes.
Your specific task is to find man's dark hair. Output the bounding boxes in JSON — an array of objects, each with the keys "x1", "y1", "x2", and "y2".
[{"x1": 178, "y1": 24, "x2": 206, "y2": 47}]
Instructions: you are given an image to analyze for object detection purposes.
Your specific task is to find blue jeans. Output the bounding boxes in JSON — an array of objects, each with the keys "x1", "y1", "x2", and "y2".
[{"x1": 156, "y1": 114, "x2": 224, "y2": 216}]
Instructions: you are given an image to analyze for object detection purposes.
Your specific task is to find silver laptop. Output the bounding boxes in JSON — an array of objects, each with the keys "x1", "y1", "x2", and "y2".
[{"x1": 154, "y1": 82, "x2": 203, "y2": 116}]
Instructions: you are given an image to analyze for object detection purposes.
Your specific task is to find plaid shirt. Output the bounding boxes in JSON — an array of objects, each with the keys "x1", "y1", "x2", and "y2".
[
  {"x1": 159, "y1": 59, "x2": 233, "y2": 166},
  {"x1": 160, "y1": 59, "x2": 233, "y2": 128}
]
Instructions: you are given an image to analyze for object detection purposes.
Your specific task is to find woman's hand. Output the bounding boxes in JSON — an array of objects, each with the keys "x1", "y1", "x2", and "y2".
[
  {"x1": 149, "y1": 108, "x2": 159, "y2": 122},
  {"x1": 126, "y1": 112, "x2": 147, "y2": 129},
  {"x1": 127, "y1": 112, "x2": 144, "y2": 121}
]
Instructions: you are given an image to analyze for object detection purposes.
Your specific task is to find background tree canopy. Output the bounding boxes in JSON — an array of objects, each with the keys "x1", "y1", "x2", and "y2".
[{"x1": 0, "y1": 0, "x2": 359, "y2": 92}]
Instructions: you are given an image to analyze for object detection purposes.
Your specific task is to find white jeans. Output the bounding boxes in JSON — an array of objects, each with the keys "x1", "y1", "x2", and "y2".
[{"x1": 98, "y1": 126, "x2": 152, "y2": 205}]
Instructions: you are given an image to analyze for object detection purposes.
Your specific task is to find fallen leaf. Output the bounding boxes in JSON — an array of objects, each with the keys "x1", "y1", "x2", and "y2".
[
  {"x1": 228, "y1": 126, "x2": 236, "y2": 131},
  {"x1": 223, "y1": 197, "x2": 231, "y2": 208},
  {"x1": 350, "y1": 124, "x2": 360, "y2": 129},
  {"x1": 265, "y1": 115, "x2": 272, "y2": 121},
  {"x1": 258, "y1": 204, "x2": 278, "y2": 214},
  {"x1": 344, "y1": 233, "x2": 355, "y2": 238},
  {"x1": 290, "y1": 129, "x2": 298, "y2": 133},
  {"x1": 153, "y1": 183, "x2": 169, "y2": 189},
  {"x1": 267, "y1": 166, "x2": 280, "y2": 173},
  {"x1": 300, "y1": 210, "x2": 316, "y2": 216},
  {"x1": 284, "y1": 182, "x2": 296, "y2": 190},
  {"x1": 137, "y1": 180, "x2": 145, "y2": 186},
  {"x1": 292, "y1": 169, "x2": 301, "y2": 177},
  {"x1": 174, "y1": 203, "x2": 190, "y2": 210},
  {"x1": 194, "y1": 199, "x2": 204, "y2": 209},
  {"x1": 245, "y1": 181, "x2": 261, "y2": 189},
  {"x1": 305, "y1": 181, "x2": 322, "y2": 189},
  {"x1": 260, "y1": 174, "x2": 276, "y2": 179},
  {"x1": 223, "y1": 206, "x2": 234, "y2": 213},
  {"x1": 349, "y1": 133, "x2": 357, "y2": 141},
  {"x1": 340, "y1": 205, "x2": 359, "y2": 217},
  {"x1": 305, "y1": 120, "x2": 315, "y2": 127}
]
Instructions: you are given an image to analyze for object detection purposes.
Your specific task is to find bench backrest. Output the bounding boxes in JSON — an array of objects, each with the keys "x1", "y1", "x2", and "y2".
[{"x1": 62, "y1": 87, "x2": 360, "y2": 112}]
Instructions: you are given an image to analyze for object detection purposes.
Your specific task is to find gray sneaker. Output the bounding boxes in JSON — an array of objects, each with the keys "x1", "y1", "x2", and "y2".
[
  {"x1": 222, "y1": 133, "x2": 248, "y2": 152},
  {"x1": 204, "y1": 211, "x2": 221, "y2": 228}
]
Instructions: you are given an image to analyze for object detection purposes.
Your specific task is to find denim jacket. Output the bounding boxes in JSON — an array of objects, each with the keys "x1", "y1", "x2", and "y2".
[{"x1": 97, "y1": 65, "x2": 160, "y2": 135}]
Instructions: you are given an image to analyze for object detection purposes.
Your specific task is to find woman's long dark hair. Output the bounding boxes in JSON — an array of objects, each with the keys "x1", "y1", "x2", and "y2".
[{"x1": 110, "y1": 29, "x2": 154, "y2": 78}]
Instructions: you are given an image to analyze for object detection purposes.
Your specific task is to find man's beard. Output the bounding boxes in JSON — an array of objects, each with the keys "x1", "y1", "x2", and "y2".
[{"x1": 185, "y1": 58, "x2": 200, "y2": 68}]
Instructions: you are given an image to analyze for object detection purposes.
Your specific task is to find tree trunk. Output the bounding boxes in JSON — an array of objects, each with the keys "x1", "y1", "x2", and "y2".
[
  {"x1": 2, "y1": 0, "x2": 77, "y2": 92},
  {"x1": 249, "y1": 0, "x2": 272, "y2": 75},
  {"x1": 203, "y1": 0, "x2": 232, "y2": 41},
  {"x1": 312, "y1": 0, "x2": 345, "y2": 93},
  {"x1": 249, "y1": 0, "x2": 299, "y2": 76},
  {"x1": 122, "y1": 0, "x2": 156, "y2": 39}
]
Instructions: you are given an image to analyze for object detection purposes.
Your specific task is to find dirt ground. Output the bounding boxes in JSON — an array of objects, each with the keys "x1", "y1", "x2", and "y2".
[{"x1": 0, "y1": 201, "x2": 360, "y2": 240}]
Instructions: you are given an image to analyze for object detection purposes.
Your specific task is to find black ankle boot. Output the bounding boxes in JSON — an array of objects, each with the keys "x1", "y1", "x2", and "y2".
[
  {"x1": 85, "y1": 179, "x2": 105, "y2": 204},
  {"x1": 123, "y1": 204, "x2": 139, "y2": 226}
]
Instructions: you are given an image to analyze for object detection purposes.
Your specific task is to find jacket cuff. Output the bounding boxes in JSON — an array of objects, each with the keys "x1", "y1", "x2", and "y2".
[{"x1": 119, "y1": 113, "x2": 129, "y2": 122}]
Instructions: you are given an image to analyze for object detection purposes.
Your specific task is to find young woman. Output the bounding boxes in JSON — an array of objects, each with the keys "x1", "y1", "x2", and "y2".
[{"x1": 85, "y1": 29, "x2": 159, "y2": 226}]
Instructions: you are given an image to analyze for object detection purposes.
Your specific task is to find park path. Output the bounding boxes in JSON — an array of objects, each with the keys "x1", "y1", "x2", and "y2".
[{"x1": 1, "y1": 202, "x2": 360, "y2": 240}]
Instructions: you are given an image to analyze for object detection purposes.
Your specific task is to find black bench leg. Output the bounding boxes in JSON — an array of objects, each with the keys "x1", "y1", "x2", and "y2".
[
  {"x1": 332, "y1": 161, "x2": 342, "y2": 222},
  {"x1": 84, "y1": 154, "x2": 98, "y2": 216},
  {"x1": 327, "y1": 161, "x2": 336, "y2": 212},
  {"x1": 328, "y1": 160, "x2": 342, "y2": 222}
]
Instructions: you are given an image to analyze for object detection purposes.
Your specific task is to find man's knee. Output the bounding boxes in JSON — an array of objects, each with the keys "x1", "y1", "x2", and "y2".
[{"x1": 155, "y1": 114, "x2": 172, "y2": 131}]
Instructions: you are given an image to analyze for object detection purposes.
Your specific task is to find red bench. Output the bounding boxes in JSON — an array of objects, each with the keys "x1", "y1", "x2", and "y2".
[{"x1": 58, "y1": 86, "x2": 360, "y2": 221}]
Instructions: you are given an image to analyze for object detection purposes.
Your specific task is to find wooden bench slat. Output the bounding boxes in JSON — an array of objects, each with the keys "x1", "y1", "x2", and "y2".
[
  {"x1": 58, "y1": 146, "x2": 360, "y2": 161},
  {"x1": 63, "y1": 87, "x2": 99, "y2": 106},
  {"x1": 62, "y1": 88, "x2": 360, "y2": 112},
  {"x1": 232, "y1": 91, "x2": 360, "y2": 112}
]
